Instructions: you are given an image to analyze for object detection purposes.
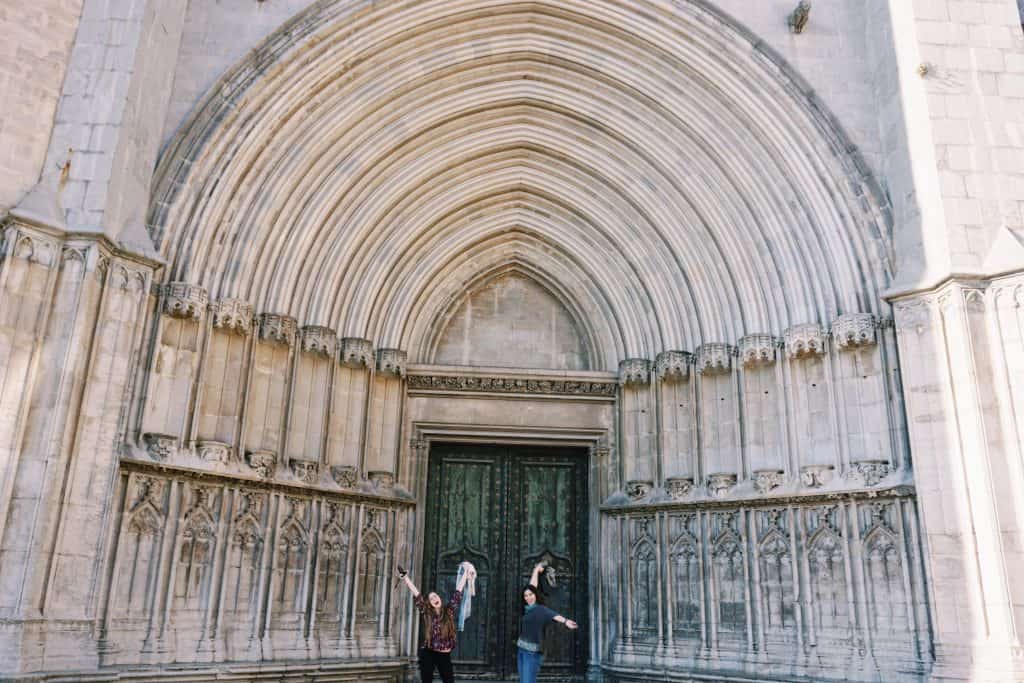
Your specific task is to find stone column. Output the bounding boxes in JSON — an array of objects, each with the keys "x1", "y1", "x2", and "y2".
[{"x1": 618, "y1": 358, "x2": 654, "y2": 500}]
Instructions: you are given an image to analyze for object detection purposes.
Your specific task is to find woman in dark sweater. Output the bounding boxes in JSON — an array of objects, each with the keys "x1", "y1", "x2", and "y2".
[
  {"x1": 516, "y1": 563, "x2": 578, "y2": 683},
  {"x1": 399, "y1": 566, "x2": 474, "y2": 683}
]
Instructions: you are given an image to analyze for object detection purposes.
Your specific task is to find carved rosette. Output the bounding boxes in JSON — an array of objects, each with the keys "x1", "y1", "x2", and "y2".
[
  {"x1": 339, "y1": 337, "x2": 373, "y2": 368},
  {"x1": 707, "y1": 473, "x2": 737, "y2": 498},
  {"x1": 618, "y1": 358, "x2": 651, "y2": 386},
  {"x1": 831, "y1": 314, "x2": 877, "y2": 350},
  {"x1": 784, "y1": 323, "x2": 827, "y2": 359},
  {"x1": 300, "y1": 326, "x2": 337, "y2": 356},
  {"x1": 849, "y1": 460, "x2": 892, "y2": 486},
  {"x1": 246, "y1": 450, "x2": 277, "y2": 479},
  {"x1": 739, "y1": 335, "x2": 778, "y2": 368},
  {"x1": 800, "y1": 464, "x2": 835, "y2": 488},
  {"x1": 257, "y1": 313, "x2": 298, "y2": 346},
  {"x1": 196, "y1": 440, "x2": 230, "y2": 463},
  {"x1": 290, "y1": 459, "x2": 320, "y2": 484},
  {"x1": 376, "y1": 349, "x2": 407, "y2": 377},
  {"x1": 626, "y1": 480, "x2": 654, "y2": 501},
  {"x1": 367, "y1": 470, "x2": 395, "y2": 491},
  {"x1": 330, "y1": 465, "x2": 358, "y2": 488},
  {"x1": 162, "y1": 282, "x2": 208, "y2": 321},
  {"x1": 211, "y1": 299, "x2": 253, "y2": 335},
  {"x1": 665, "y1": 476, "x2": 694, "y2": 500},
  {"x1": 143, "y1": 433, "x2": 177, "y2": 461},
  {"x1": 753, "y1": 469, "x2": 784, "y2": 494},
  {"x1": 696, "y1": 344, "x2": 734, "y2": 374},
  {"x1": 655, "y1": 351, "x2": 692, "y2": 381}
]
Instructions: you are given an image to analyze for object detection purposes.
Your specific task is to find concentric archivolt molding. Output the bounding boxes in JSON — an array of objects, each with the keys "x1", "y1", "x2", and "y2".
[{"x1": 149, "y1": 0, "x2": 892, "y2": 369}]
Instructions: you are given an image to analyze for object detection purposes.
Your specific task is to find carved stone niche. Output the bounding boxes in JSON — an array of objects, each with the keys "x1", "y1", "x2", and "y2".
[
  {"x1": 339, "y1": 337, "x2": 373, "y2": 368},
  {"x1": 831, "y1": 313, "x2": 877, "y2": 351},
  {"x1": 784, "y1": 323, "x2": 827, "y2": 359},
  {"x1": 800, "y1": 464, "x2": 835, "y2": 488},
  {"x1": 626, "y1": 479, "x2": 654, "y2": 501},
  {"x1": 848, "y1": 460, "x2": 892, "y2": 487},
  {"x1": 376, "y1": 349, "x2": 407, "y2": 377},
  {"x1": 738, "y1": 334, "x2": 778, "y2": 368},
  {"x1": 162, "y1": 282, "x2": 208, "y2": 321},
  {"x1": 257, "y1": 313, "x2": 298, "y2": 346},
  {"x1": 290, "y1": 458, "x2": 320, "y2": 485},
  {"x1": 753, "y1": 469, "x2": 784, "y2": 494},
  {"x1": 331, "y1": 465, "x2": 358, "y2": 488},
  {"x1": 618, "y1": 358, "x2": 651, "y2": 386},
  {"x1": 695, "y1": 343, "x2": 734, "y2": 374},
  {"x1": 367, "y1": 470, "x2": 395, "y2": 491},
  {"x1": 665, "y1": 476, "x2": 694, "y2": 500},
  {"x1": 655, "y1": 351, "x2": 692, "y2": 381},
  {"x1": 196, "y1": 440, "x2": 230, "y2": 464},
  {"x1": 143, "y1": 432, "x2": 177, "y2": 461},
  {"x1": 707, "y1": 473, "x2": 737, "y2": 498},
  {"x1": 246, "y1": 450, "x2": 277, "y2": 479},
  {"x1": 210, "y1": 298, "x2": 253, "y2": 335},
  {"x1": 300, "y1": 325, "x2": 337, "y2": 357}
]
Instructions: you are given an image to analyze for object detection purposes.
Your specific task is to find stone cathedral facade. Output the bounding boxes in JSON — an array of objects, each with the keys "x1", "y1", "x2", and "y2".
[{"x1": 1, "y1": 1, "x2": 1023, "y2": 682}]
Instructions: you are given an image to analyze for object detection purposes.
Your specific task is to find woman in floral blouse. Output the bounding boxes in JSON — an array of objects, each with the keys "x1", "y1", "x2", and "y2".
[{"x1": 399, "y1": 565, "x2": 475, "y2": 683}]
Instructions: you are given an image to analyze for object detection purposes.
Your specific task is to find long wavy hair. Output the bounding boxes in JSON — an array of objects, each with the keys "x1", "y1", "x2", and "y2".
[{"x1": 421, "y1": 592, "x2": 457, "y2": 645}]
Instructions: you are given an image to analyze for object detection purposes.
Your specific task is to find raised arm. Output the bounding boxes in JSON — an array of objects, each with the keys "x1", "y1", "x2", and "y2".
[
  {"x1": 529, "y1": 563, "x2": 544, "y2": 589},
  {"x1": 400, "y1": 572, "x2": 420, "y2": 598}
]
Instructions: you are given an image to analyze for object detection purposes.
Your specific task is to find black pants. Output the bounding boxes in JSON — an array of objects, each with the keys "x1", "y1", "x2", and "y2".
[{"x1": 418, "y1": 647, "x2": 455, "y2": 683}]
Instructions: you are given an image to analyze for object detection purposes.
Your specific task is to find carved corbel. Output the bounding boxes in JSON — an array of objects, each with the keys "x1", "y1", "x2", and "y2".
[
  {"x1": 339, "y1": 337, "x2": 374, "y2": 368},
  {"x1": 210, "y1": 298, "x2": 253, "y2": 335},
  {"x1": 290, "y1": 458, "x2": 320, "y2": 485},
  {"x1": 695, "y1": 344, "x2": 734, "y2": 374},
  {"x1": 246, "y1": 450, "x2": 277, "y2": 478},
  {"x1": 738, "y1": 334, "x2": 778, "y2": 368},
  {"x1": 753, "y1": 469, "x2": 785, "y2": 494},
  {"x1": 162, "y1": 282, "x2": 209, "y2": 321},
  {"x1": 618, "y1": 358, "x2": 651, "y2": 386},
  {"x1": 143, "y1": 433, "x2": 178, "y2": 461},
  {"x1": 257, "y1": 313, "x2": 298, "y2": 346},
  {"x1": 665, "y1": 476, "x2": 694, "y2": 500},
  {"x1": 300, "y1": 325, "x2": 337, "y2": 356},
  {"x1": 330, "y1": 465, "x2": 358, "y2": 488},
  {"x1": 655, "y1": 351, "x2": 692, "y2": 381},
  {"x1": 376, "y1": 348, "x2": 407, "y2": 377},
  {"x1": 831, "y1": 314, "x2": 877, "y2": 350},
  {"x1": 707, "y1": 473, "x2": 737, "y2": 498},
  {"x1": 783, "y1": 323, "x2": 827, "y2": 359},
  {"x1": 626, "y1": 479, "x2": 654, "y2": 501},
  {"x1": 367, "y1": 470, "x2": 395, "y2": 491}
]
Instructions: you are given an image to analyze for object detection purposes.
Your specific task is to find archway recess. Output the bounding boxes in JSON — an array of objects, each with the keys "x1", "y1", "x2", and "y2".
[{"x1": 150, "y1": 0, "x2": 892, "y2": 369}]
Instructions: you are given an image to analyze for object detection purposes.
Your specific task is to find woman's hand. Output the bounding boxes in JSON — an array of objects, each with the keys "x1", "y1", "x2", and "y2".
[
  {"x1": 565, "y1": 619, "x2": 578, "y2": 630},
  {"x1": 534, "y1": 563, "x2": 545, "y2": 573}
]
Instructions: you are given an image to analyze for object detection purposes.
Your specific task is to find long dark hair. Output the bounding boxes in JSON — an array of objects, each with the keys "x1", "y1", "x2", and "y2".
[
  {"x1": 423, "y1": 592, "x2": 457, "y2": 643},
  {"x1": 521, "y1": 575, "x2": 548, "y2": 609}
]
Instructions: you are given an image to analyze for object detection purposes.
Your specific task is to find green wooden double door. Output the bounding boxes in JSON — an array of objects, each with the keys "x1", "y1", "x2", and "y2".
[{"x1": 423, "y1": 443, "x2": 589, "y2": 680}]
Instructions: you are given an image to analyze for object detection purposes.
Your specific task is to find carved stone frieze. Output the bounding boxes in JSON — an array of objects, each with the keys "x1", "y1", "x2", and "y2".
[
  {"x1": 665, "y1": 476, "x2": 694, "y2": 500},
  {"x1": 832, "y1": 313, "x2": 877, "y2": 350},
  {"x1": 196, "y1": 440, "x2": 230, "y2": 463},
  {"x1": 290, "y1": 458, "x2": 320, "y2": 484},
  {"x1": 300, "y1": 325, "x2": 337, "y2": 356},
  {"x1": 801, "y1": 464, "x2": 835, "y2": 488},
  {"x1": 753, "y1": 469, "x2": 784, "y2": 494},
  {"x1": 367, "y1": 470, "x2": 395, "y2": 491},
  {"x1": 618, "y1": 358, "x2": 651, "y2": 386},
  {"x1": 246, "y1": 450, "x2": 277, "y2": 478},
  {"x1": 330, "y1": 465, "x2": 358, "y2": 488},
  {"x1": 707, "y1": 473, "x2": 737, "y2": 498},
  {"x1": 738, "y1": 334, "x2": 778, "y2": 368},
  {"x1": 162, "y1": 282, "x2": 208, "y2": 321},
  {"x1": 849, "y1": 460, "x2": 893, "y2": 487},
  {"x1": 696, "y1": 344, "x2": 733, "y2": 374},
  {"x1": 143, "y1": 433, "x2": 177, "y2": 461},
  {"x1": 626, "y1": 479, "x2": 654, "y2": 500},
  {"x1": 339, "y1": 337, "x2": 374, "y2": 368},
  {"x1": 407, "y1": 373, "x2": 618, "y2": 397},
  {"x1": 257, "y1": 313, "x2": 298, "y2": 346},
  {"x1": 376, "y1": 348, "x2": 407, "y2": 377},
  {"x1": 210, "y1": 298, "x2": 253, "y2": 335},
  {"x1": 655, "y1": 351, "x2": 691, "y2": 381},
  {"x1": 784, "y1": 323, "x2": 827, "y2": 359}
]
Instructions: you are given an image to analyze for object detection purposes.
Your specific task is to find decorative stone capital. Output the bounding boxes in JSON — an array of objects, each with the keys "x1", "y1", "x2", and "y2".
[
  {"x1": 655, "y1": 351, "x2": 692, "y2": 381},
  {"x1": 784, "y1": 323, "x2": 827, "y2": 359},
  {"x1": 831, "y1": 313, "x2": 877, "y2": 350},
  {"x1": 753, "y1": 469, "x2": 784, "y2": 494},
  {"x1": 143, "y1": 432, "x2": 177, "y2": 461},
  {"x1": 376, "y1": 348, "x2": 407, "y2": 377},
  {"x1": 618, "y1": 358, "x2": 651, "y2": 386},
  {"x1": 330, "y1": 465, "x2": 358, "y2": 488},
  {"x1": 162, "y1": 282, "x2": 208, "y2": 321},
  {"x1": 196, "y1": 440, "x2": 230, "y2": 463},
  {"x1": 290, "y1": 458, "x2": 320, "y2": 484},
  {"x1": 707, "y1": 473, "x2": 737, "y2": 498},
  {"x1": 246, "y1": 450, "x2": 277, "y2": 479},
  {"x1": 367, "y1": 470, "x2": 395, "y2": 491},
  {"x1": 696, "y1": 344, "x2": 734, "y2": 374},
  {"x1": 849, "y1": 460, "x2": 892, "y2": 486},
  {"x1": 626, "y1": 479, "x2": 654, "y2": 501},
  {"x1": 257, "y1": 313, "x2": 297, "y2": 346},
  {"x1": 738, "y1": 335, "x2": 778, "y2": 368},
  {"x1": 210, "y1": 299, "x2": 253, "y2": 335},
  {"x1": 665, "y1": 476, "x2": 694, "y2": 500},
  {"x1": 339, "y1": 337, "x2": 374, "y2": 368},
  {"x1": 300, "y1": 326, "x2": 337, "y2": 356},
  {"x1": 800, "y1": 464, "x2": 834, "y2": 488}
]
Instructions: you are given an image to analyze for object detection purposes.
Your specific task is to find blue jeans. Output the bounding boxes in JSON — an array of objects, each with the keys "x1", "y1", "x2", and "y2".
[{"x1": 517, "y1": 647, "x2": 543, "y2": 683}]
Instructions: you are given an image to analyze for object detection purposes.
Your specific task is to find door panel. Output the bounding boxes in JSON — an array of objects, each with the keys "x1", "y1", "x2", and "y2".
[{"x1": 423, "y1": 443, "x2": 588, "y2": 680}]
